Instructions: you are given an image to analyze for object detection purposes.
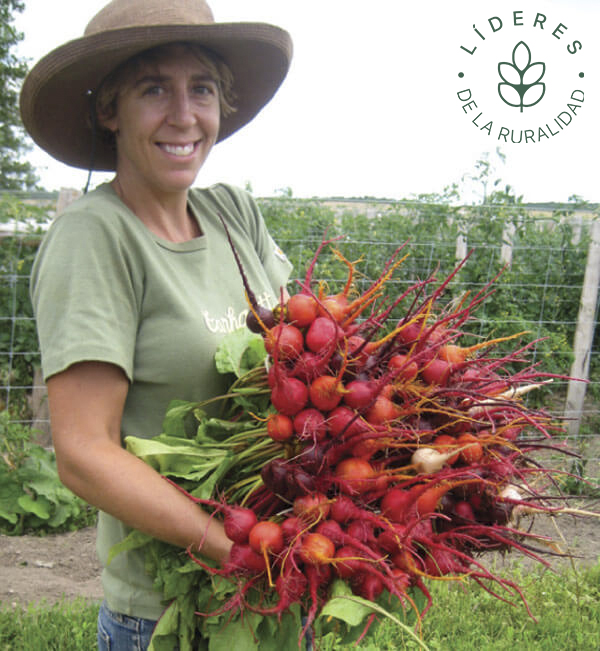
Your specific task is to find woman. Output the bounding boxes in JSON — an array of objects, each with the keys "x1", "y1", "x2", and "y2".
[{"x1": 19, "y1": 0, "x2": 293, "y2": 647}]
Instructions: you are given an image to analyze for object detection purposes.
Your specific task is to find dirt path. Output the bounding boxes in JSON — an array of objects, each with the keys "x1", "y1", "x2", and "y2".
[
  {"x1": 483, "y1": 499, "x2": 600, "y2": 572},
  {"x1": 0, "y1": 527, "x2": 102, "y2": 607}
]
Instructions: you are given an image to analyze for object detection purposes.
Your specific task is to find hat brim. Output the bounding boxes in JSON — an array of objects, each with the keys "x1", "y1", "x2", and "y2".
[{"x1": 20, "y1": 23, "x2": 292, "y2": 170}]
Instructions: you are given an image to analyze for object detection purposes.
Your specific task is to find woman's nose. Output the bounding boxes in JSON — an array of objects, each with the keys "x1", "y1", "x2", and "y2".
[{"x1": 168, "y1": 90, "x2": 195, "y2": 127}]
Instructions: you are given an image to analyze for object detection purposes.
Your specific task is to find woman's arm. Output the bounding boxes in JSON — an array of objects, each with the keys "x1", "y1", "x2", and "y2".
[{"x1": 47, "y1": 361, "x2": 232, "y2": 562}]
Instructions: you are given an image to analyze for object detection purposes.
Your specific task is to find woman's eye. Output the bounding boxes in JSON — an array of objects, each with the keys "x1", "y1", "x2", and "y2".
[
  {"x1": 194, "y1": 83, "x2": 217, "y2": 97},
  {"x1": 142, "y1": 85, "x2": 164, "y2": 97}
]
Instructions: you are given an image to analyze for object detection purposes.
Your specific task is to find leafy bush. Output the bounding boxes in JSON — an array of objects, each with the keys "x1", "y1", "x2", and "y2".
[
  {"x1": 0, "y1": 412, "x2": 96, "y2": 534},
  {"x1": 0, "y1": 194, "x2": 53, "y2": 418}
]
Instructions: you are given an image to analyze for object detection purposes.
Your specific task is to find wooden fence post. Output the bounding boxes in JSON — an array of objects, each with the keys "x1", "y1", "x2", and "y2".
[
  {"x1": 55, "y1": 187, "x2": 82, "y2": 215},
  {"x1": 456, "y1": 230, "x2": 467, "y2": 261},
  {"x1": 500, "y1": 220, "x2": 515, "y2": 266},
  {"x1": 564, "y1": 218, "x2": 600, "y2": 438},
  {"x1": 30, "y1": 366, "x2": 51, "y2": 446}
]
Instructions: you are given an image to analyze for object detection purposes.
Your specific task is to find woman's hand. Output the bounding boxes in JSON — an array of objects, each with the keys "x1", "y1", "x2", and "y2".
[{"x1": 47, "y1": 361, "x2": 232, "y2": 562}]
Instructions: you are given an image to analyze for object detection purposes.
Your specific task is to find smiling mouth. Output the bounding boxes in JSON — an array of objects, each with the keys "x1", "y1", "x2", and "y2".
[{"x1": 159, "y1": 142, "x2": 199, "y2": 157}]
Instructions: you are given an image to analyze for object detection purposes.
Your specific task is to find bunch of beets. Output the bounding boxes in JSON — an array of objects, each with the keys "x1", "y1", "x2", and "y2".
[{"x1": 184, "y1": 233, "x2": 580, "y2": 641}]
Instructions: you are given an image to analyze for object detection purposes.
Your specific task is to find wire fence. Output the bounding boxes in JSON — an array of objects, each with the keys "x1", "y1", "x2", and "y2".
[
  {"x1": 262, "y1": 198, "x2": 600, "y2": 483},
  {"x1": 0, "y1": 191, "x2": 599, "y2": 482}
]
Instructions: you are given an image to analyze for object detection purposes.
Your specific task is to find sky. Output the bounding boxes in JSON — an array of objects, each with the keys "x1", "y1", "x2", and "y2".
[{"x1": 14, "y1": 0, "x2": 600, "y2": 204}]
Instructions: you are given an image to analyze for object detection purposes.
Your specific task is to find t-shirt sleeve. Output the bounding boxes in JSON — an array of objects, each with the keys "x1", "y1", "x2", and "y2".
[
  {"x1": 30, "y1": 208, "x2": 140, "y2": 382},
  {"x1": 218, "y1": 185, "x2": 293, "y2": 295}
]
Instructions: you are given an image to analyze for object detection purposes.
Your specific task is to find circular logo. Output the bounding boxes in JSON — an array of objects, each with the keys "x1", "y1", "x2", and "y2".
[{"x1": 456, "y1": 10, "x2": 585, "y2": 144}]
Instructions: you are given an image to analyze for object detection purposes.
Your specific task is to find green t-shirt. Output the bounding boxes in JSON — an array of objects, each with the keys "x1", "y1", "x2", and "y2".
[{"x1": 30, "y1": 182, "x2": 292, "y2": 619}]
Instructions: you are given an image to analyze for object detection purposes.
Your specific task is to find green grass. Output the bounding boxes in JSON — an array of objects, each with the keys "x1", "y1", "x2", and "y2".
[
  {"x1": 0, "y1": 598, "x2": 99, "y2": 650},
  {"x1": 1, "y1": 564, "x2": 599, "y2": 650},
  {"x1": 357, "y1": 563, "x2": 600, "y2": 651}
]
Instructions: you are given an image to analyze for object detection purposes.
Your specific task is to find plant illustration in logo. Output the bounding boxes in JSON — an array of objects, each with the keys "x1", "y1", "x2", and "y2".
[{"x1": 498, "y1": 41, "x2": 546, "y2": 112}]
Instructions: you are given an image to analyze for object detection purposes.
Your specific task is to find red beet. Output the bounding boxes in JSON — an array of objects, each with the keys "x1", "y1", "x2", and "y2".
[
  {"x1": 380, "y1": 487, "x2": 412, "y2": 522},
  {"x1": 265, "y1": 324, "x2": 304, "y2": 361},
  {"x1": 292, "y1": 350, "x2": 331, "y2": 383},
  {"x1": 352, "y1": 572, "x2": 384, "y2": 601},
  {"x1": 334, "y1": 545, "x2": 364, "y2": 579},
  {"x1": 293, "y1": 493, "x2": 330, "y2": 524},
  {"x1": 224, "y1": 543, "x2": 267, "y2": 574},
  {"x1": 305, "y1": 316, "x2": 340, "y2": 353},
  {"x1": 315, "y1": 519, "x2": 345, "y2": 546},
  {"x1": 271, "y1": 376, "x2": 309, "y2": 416},
  {"x1": 223, "y1": 506, "x2": 258, "y2": 545},
  {"x1": 299, "y1": 533, "x2": 336, "y2": 565},
  {"x1": 309, "y1": 375, "x2": 344, "y2": 412},
  {"x1": 286, "y1": 293, "x2": 318, "y2": 327},
  {"x1": 334, "y1": 457, "x2": 375, "y2": 495},
  {"x1": 365, "y1": 395, "x2": 402, "y2": 425},
  {"x1": 281, "y1": 516, "x2": 304, "y2": 544},
  {"x1": 420, "y1": 358, "x2": 453, "y2": 386},
  {"x1": 327, "y1": 405, "x2": 367, "y2": 439},
  {"x1": 453, "y1": 500, "x2": 476, "y2": 521},
  {"x1": 343, "y1": 380, "x2": 377, "y2": 410},
  {"x1": 293, "y1": 408, "x2": 328, "y2": 442},
  {"x1": 249, "y1": 521, "x2": 284, "y2": 556},
  {"x1": 330, "y1": 495, "x2": 359, "y2": 524},
  {"x1": 266, "y1": 413, "x2": 294, "y2": 442}
]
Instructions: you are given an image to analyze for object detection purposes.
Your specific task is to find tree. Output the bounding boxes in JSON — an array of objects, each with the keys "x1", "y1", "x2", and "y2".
[
  {"x1": 459, "y1": 148, "x2": 506, "y2": 205},
  {"x1": 0, "y1": 0, "x2": 38, "y2": 190}
]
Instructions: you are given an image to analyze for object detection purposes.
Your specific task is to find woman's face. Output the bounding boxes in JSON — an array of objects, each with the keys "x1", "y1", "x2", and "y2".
[{"x1": 102, "y1": 46, "x2": 221, "y2": 196}]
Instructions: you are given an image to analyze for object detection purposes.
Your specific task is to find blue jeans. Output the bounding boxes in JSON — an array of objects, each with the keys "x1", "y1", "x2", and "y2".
[
  {"x1": 97, "y1": 601, "x2": 158, "y2": 651},
  {"x1": 97, "y1": 599, "x2": 311, "y2": 650}
]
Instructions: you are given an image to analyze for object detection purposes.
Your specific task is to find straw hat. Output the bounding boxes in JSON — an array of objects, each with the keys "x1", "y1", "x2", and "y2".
[{"x1": 19, "y1": 0, "x2": 293, "y2": 171}]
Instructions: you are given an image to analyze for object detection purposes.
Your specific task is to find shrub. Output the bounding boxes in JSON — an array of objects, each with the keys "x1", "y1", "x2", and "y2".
[{"x1": 0, "y1": 411, "x2": 96, "y2": 535}]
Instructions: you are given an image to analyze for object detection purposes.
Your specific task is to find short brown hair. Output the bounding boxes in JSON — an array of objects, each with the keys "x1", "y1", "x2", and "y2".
[{"x1": 95, "y1": 42, "x2": 237, "y2": 140}]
